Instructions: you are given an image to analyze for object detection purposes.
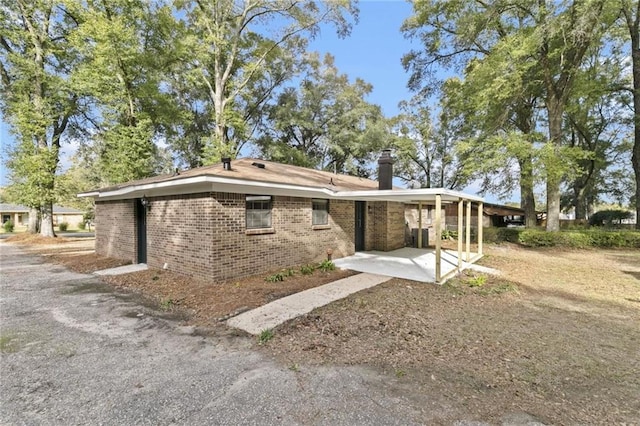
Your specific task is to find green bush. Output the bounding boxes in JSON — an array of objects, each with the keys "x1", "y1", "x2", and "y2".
[
  {"x1": 589, "y1": 209, "x2": 633, "y2": 227},
  {"x1": 518, "y1": 229, "x2": 557, "y2": 247},
  {"x1": 3, "y1": 220, "x2": 14, "y2": 233},
  {"x1": 496, "y1": 228, "x2": 640, "y2": 249},
  {"x1": 58, "y1": 222, "x2": 69, "y2": 231},
  {"x1": 77, "y1": 220, "x2": 86, "y2": 230},
  {"x1": 300, "y1": 264, "x2": 315, "y2": 275}
]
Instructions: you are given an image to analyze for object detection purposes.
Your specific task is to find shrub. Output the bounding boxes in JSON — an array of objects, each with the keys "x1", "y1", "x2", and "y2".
[
  {"x1": 318, "y1": 259, "x2": 335, "y2": 272},
  {"x1": 300, "y1": 264, "x2": 315, "y2": 275},
  {"x1": 58, "y1": 222, "x2": 69, "y2": 231},
  {"x1": 77, "y1": 220, "x2": 86, "y2": 230},
  {"x1": 589, "y1": 209, "x2": 633, "y2": 227},
  {"x1": 265, "y1": 273, "x2": 285, "y2": 283},
  {"x1": 2, "y1": 220, "x2": 14, "y2": 233}
]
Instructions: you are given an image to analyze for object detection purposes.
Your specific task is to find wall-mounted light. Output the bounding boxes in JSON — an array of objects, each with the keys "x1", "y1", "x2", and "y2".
[{"x1": 140, "y1": 195, "x2": 149, "y2": 209}]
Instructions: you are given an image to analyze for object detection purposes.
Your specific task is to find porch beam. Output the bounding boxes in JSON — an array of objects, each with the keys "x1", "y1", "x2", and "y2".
[
  {"x1": 466, "y1": 200, "x2": 471, "y2": 262},
  {"x1": 417, "y1": 202, "x2": 423, "y2": 248},
  {"x1": 435, "y1": 194, "x2": 442, "y2": 283},
  {"x1": 457, "y1": 199, "x2": 463, "y2": 271},
  {"x1": 478, "y1": 201, "x2": 484, "y2": 256}
]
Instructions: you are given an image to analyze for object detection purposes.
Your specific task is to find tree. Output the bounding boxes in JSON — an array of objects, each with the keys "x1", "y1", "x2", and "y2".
[
  {"x1": 391, "y1": 94, "x2": 471, "y2": 190},
  {"x1": 619, "y1": 0, "x2": 640, "y2": 229},
  {"x1": 256, "y1": 53, "x2": 388, "y2": 176},
  {"x1": 173, "y1": 0, "x2": 357, "y2": 164},
  {"x1": 402, "y1": 0, "x2": 614, "y2": 231},
  {"x1": 69, "y1": 0, "x2": 178, "y2": 184},
  {"x1": 0, "y1": 0, "x2": 81, "y2": 237}
]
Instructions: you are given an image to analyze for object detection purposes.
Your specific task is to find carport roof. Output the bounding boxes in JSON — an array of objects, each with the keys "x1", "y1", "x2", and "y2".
[{"x1": 78, "y1": 158, "x2": 483, "y2": 203}]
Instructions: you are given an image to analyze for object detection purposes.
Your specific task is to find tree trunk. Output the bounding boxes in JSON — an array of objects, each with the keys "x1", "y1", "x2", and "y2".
[
  {"x1": 27, "y1": 207, "x2": 39, "y2": 234},
  {"x1": 518, "y1": 155, "x2": 537, "y2": 228},
  {"x1": 40, "y1": 202, "x2": 56, "y2": 238},
  {"x1": 574, "y1": 184, "x2": 586, "y2": 221},
  {"x1": 630, "y1": 5, "x2": 640, "y2": 229},
  {"x1": 545, "y1": 97, "x2": 564, "y2": 232}
]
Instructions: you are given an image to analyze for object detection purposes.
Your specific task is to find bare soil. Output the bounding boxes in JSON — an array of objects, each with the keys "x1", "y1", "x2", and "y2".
[{"x1": 4, "y1": 236, "x2": 640, "y2": 424}]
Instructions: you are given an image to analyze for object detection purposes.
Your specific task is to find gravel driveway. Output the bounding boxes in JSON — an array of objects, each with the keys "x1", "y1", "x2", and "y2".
[{"x1": 0, "y1": 243, "x2": 432, "y2": 425}]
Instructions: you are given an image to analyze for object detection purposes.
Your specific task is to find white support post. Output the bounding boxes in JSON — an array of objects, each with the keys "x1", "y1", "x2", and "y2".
[
  {"x1": 435, "y1": 194, "x2": 442, "y2": 283},
  {"x1": 478, "y1": 201, "x2": 484, "y2": 256},
  {"x1": 417, "y1": 202, "x2": 423, "y2": 248},
  {"x1": 457, "y1": 199, "x2": 463, "y2": 271},
  {"x1": 466, "y1": 200, "x2": 471, "y2": 262}
]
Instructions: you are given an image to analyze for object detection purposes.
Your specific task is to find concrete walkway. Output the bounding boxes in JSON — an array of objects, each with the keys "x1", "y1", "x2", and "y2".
[
  {"x1": 227, "y1": 273, "x2": 391, "y2": 335},
  {"x1": 94, "y1": 263, "x2": 148, "y2": 276}
]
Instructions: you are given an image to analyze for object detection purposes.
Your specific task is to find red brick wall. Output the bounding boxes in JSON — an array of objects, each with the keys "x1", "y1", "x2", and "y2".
[{"x1": 95, "y1": 200, "x2": 136, "y2": 263}]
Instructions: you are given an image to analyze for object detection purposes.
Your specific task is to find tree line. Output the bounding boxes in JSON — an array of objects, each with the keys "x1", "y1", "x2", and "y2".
[{"x1": 1, "y1": 0, "x2": 638, "y2": 237}]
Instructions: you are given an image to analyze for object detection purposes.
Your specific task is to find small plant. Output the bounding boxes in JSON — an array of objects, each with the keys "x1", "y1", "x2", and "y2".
[
  {"x1": 58, "y1": 222, "x2": 69, "y2": 231},
  {"x1": 77, "y1": 220, "x2": 86, "y2": 230},
  {"x1": 159, "y1": 298, "x2": 175, "y2": 310},
  {"x1": 467, "y1": 274, "x2": 487, "y2": 287},
  {"x1": 283, "y1": 268, "x2": 296, "y2": 277},
  {"x1": 265, "y1": 273, "x2": 285, "y2": 282},
  {"x1": 2, "y1": 220, "x2": 14, "y2": 233},
  {"x1": 258, "y1": 329, "x2": 274, "y2": 344},
  {"x1": 152, "y1": 275, "x2": 160, "y2": 281},
  {"x1": 300, "y1": 264, "x2": 315, "y2": 275},
  {"x1": 318, "y1": 259, "x2": 335, "y2": 272},
  {"x1": 395, "y1": 369, "x2": 406, "y2": 378},
  {"x1": 289, "y1": 363, "x2": 300, "y2": 372}
]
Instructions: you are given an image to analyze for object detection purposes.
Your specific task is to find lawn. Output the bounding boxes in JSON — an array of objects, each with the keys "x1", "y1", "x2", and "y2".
[{"x1": 4, "y1": 236, "x2": 639, "y2": 423}]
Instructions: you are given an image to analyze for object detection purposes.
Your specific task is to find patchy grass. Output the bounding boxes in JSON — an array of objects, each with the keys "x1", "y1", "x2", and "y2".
[{"x1": 264, "y1": 246, "x2": 640, "y2": 424}]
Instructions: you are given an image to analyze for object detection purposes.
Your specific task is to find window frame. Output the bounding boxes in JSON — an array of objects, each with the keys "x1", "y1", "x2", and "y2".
[
  {"x1": 312, "y1": 199, "x2": 329, "y2": 226},
  {"x1": 245, "y1": 195, "x2": 273, "y2": 229}
]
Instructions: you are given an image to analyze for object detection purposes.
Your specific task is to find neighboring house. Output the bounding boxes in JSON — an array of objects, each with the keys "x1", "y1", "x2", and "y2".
[
  {"x1": 0, "y1": 204, "x2": 83, "y2": 227},
  {"x1": 80, "y1": 152, "x2": 485, "y2": 282}
]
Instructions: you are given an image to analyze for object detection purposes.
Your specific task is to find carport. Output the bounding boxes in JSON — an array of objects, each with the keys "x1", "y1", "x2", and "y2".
[{"x1": 335, "y1": 188, "x2": 484, "y2": 283}]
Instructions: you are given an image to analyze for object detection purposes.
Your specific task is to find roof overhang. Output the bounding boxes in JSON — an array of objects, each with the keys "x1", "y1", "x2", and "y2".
[{"x1": 78, "y1": 175, "x2": 484, "y2": 204}]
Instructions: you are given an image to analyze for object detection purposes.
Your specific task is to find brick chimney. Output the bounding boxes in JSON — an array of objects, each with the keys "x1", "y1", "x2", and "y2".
[{"x1": 378, "y1": 149, "x2": 393, "y2": 190}]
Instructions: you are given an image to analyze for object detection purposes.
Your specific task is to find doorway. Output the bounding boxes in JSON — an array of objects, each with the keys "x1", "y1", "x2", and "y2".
[
  {"x1": 355, "y1": 201, "x2": 366, "y2": 251},
  {"x1": 135, "y1": 199, "x2": 147, "y2": 264}
]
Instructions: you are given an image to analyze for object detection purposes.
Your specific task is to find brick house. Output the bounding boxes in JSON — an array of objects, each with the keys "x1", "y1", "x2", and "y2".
[{"x1": 80, "y1": 152, "x2": 484, "y2": 282}]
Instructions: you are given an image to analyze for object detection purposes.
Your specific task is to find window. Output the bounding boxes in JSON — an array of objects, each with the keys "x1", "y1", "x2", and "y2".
[
  {"x1": 312, "y1": 199, "x2": 329, "y2": 226},
  {"x1": 246, "y1": 195, "x2": 272, "y2": 229}
]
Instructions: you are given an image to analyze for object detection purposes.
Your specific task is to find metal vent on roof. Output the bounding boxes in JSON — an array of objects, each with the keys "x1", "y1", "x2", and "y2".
[{"x1": 251, "y1": 162, "x2": 266, "y2": 169}]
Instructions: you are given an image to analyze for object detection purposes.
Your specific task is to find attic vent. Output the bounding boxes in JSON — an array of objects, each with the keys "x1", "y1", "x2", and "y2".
[{"x1": 251, "y1": 162, "x2": 265, "y2": 169}]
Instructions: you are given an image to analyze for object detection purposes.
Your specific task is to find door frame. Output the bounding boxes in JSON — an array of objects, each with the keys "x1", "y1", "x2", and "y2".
[
  {"x1": 354, "y1": 201, "x2": 366, "y2": 252},
  {"x1": 135, "y1": 199, "x2": 147, "y2": 264}
]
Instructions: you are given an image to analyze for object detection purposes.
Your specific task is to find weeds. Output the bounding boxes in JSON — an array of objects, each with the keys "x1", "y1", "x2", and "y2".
[
  {"x1": 159, "y1": 298, "x2": 175, "y2": 310},
  {"x1": 265, "y1": 273, "x2": 285, "y2": 283},
  {"x1": 258, "y1": 329, "x2": 274, "y2": 345},
  {"x1": 467, "y1": 274, "x2": 487, "y2": 287},
  {"x1": 300, "y1": 264, "x2": 315, "y2": 275},
  {"x1": 318, "y1": 259, "x2": 335, "y2": 272}
]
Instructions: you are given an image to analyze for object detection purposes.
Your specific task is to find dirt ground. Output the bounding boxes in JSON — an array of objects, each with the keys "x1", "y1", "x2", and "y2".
[{"x1": 4, "y1": 236, "x2": 640, "y2": 424}]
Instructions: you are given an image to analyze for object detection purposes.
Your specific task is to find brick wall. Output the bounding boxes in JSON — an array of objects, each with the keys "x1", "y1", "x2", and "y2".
[
  {"x1": 96, "y1": 193, "x2": 410, "y2": 282},
  {"x1": 139, "y1": 193, "x2": 356, "y2": 281},
  {"x1": 95, "y1": 200, "x2": 136, "y2": 263}
]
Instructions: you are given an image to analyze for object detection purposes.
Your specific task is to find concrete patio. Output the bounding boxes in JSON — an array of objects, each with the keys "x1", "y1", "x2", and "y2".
[{"x1": 333, "y1": 247, "x2": 482, "y2": 283}]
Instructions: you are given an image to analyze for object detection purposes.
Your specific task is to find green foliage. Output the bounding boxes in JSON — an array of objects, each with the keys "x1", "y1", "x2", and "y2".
[
  {"x1": 58, "y1": 222, "x2": 68, "y2": 232},
  {"x1": 513, "y1": 229, "x2": 640, "y2": 248},
  {"x1": 588, "y1": 210, "x2": 633, "y2": 227},
  {"x1": 467, "y1": 274, "x2": 487, "y2": 287},
  {"x1": 159, "y1": 298, "x2": 175, "y2": 310},
  {"x1": 77, "y1": 221, "x2": 86, "y2": 230},
  {"x1": 258, "y1": 329, "x2": 274, "y2": 345},
  {"x1": 265, "y1": 273, "x2": 285, "y2": 283},
  {"x1": 3, "y1": 220, "x2": 14, "y2": 233},
  {"x1": 318, "y1": 260, "x2": 336, "y2": 272},
  {"x1": 283, "y1": 268, "x2": 296, "y2": 277},
  {"x1": 300, "y1": 264, "x2": 316, "y2": 275}
]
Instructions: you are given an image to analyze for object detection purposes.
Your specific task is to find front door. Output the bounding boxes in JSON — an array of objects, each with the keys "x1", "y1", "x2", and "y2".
[
  {"x1": 135, "y1": 199, "x2": 147, "y2": 264},
  {"x1": 355, "y1": 201, "x2": 366, "y2": 251}
]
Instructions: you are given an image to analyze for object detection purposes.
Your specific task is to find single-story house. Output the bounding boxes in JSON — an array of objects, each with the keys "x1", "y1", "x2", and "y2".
[
  {"x1": 79, "y1": 152, "x2": 485, "y2": 283},
  {"x1": 0, "y1": 203, "x2": 84, "y2": 227}
]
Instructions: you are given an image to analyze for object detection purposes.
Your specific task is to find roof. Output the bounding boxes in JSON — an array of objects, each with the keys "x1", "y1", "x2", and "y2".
[
  {"x1": 0, "y1": 203, "x2": 83, "y2": 214},
  {"x1": 79, "y1": 158, "x2": 484, "y2": 204}
]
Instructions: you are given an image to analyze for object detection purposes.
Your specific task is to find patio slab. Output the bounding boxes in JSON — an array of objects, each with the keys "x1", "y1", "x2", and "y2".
[
  {"x1": 227, "y1": 273, "x2": 391, "y2": 335},
  {"x1": 93, "y1": 263, "x2": 148, "y2": 276},
  {"x1": 333, "y1": 247, "x2": 481, "y2": 283}
]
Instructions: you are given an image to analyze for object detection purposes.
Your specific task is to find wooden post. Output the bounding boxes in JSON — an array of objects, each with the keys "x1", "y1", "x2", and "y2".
[
  {"x1": 435, "y1": 194, "x2": 442, "y2": 282},
  {"x1": 457, "y1": 199, "x2": 463, "y2": 271},
  {"x1": 417, "y1": 201, "x2": 423, "y2": 248},
  {"x1": 478, "y1": 201, "x2": 484, "y2": 256},
  {"x1": 466, "y1": 200, "x2": 471, "y2": 262}
]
